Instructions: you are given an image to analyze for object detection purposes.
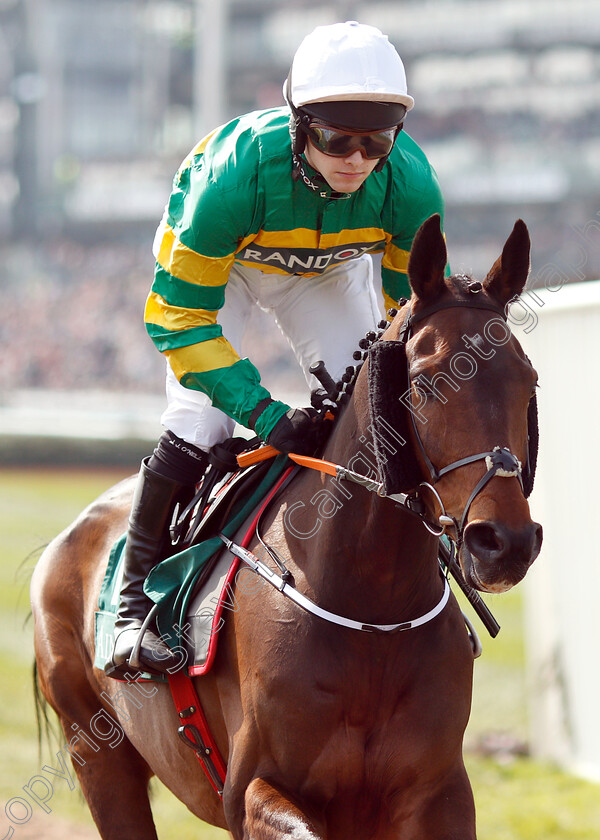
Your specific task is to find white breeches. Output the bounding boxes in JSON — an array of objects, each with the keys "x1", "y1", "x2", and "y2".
[{"x1": 160, "y1": 254, "x2": 381, "y2": 450}]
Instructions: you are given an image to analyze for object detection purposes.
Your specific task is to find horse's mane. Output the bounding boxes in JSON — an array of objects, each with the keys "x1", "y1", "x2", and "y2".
[{"x1": 368, "y1": 338, "x2": 421, "y2": 494}]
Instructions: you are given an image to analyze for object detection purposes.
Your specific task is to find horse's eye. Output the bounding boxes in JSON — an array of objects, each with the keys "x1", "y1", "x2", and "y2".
[{"x1": 415, "y1": 377, "x2": 440, "y2": 402}]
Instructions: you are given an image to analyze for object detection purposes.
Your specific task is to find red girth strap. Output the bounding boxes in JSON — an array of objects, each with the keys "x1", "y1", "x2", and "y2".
[{"x1": 167, "y1": 670, "x2": 227, "y2": 797}]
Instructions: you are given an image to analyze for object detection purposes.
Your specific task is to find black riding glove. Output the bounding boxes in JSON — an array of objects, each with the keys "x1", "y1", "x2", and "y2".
[{"x1": 266, "y1": 407, "x2": 327, "y2": 456}]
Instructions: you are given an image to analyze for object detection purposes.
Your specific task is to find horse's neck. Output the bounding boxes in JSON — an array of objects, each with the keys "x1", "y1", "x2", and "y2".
[{"x1": 290, "y1": 383, "x2": 440, "y2": 623}]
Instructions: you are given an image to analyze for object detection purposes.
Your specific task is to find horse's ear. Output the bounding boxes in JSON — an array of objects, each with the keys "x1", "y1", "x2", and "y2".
[
  {"x1": 408, "y1": 214, "x2": 447, "y2": 301},
  {"x1": 484, "y1": 219, "x2": 530, "y2": 305}
]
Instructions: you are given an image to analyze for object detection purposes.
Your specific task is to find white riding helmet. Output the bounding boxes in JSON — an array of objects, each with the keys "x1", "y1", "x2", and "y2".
[
  {"x1": 285, "y1": 20, "x2": 414, "y2": 128},
  {"x1": 284, "y1": 22, "x2": 414, "y2": 184}
]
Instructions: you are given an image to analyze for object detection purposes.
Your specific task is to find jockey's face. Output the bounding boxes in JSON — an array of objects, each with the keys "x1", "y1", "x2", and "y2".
[{"x1": 304, "y1": 140, "x2": 379, "y2": 193}]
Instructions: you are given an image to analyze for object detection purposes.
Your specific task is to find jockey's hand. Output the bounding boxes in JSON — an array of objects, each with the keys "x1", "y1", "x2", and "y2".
[{"x1": 266, "y1": 407, "x2": 327, "y2": 456}]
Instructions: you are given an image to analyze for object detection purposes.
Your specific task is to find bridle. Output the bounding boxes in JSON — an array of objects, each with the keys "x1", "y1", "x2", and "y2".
[{"x1": 396, "y1": 294, "x2": 526, "y2": 542}]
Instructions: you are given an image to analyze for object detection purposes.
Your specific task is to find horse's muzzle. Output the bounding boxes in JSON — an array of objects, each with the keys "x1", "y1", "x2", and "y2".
[{"x1": 461, "y1": 519, "x2": 543, "y2": 593}]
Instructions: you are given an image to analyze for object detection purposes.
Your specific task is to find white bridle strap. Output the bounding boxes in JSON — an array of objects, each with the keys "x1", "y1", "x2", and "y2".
[{"x1": 220, "y1": 535, "x2": 450, "y2": 634}]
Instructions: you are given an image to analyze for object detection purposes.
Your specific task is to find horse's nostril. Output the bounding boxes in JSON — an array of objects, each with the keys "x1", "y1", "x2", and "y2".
[{"x1": 465, "y1": 523, "x2": 504, "y2": 560}]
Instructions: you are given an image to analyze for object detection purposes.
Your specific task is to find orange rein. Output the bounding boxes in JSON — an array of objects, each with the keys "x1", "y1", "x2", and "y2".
[{"x1": 236, "y1": 445, "x2": 338, "y2": 477}]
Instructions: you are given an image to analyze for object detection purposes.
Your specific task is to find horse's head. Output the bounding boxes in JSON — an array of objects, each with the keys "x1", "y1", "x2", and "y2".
[{"x1": 373, "y1": 215, "x2": 542, "y2": 593}]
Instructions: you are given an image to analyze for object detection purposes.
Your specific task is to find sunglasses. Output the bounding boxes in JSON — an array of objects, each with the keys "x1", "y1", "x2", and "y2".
[{"x1": 305, "y1": 122, "x2": 400, "y2": 160}]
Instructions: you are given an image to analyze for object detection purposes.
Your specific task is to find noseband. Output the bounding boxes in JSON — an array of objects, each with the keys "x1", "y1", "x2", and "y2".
[{"x1": 397, "y1": 296, "x2": 524, "y2": 541}]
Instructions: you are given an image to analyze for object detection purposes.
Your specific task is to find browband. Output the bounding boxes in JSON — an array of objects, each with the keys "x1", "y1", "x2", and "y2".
[{"x1": 398, "y1": 298, "x2": 507, "y2": 344}]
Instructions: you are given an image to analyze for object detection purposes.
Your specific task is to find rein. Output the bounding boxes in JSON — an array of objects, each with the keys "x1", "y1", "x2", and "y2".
[{"x1": 237, "y1": 450, "x2": 430, "y2": 525}]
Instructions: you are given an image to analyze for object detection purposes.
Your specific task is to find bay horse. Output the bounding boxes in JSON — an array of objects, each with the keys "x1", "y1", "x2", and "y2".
[{"x1": 31, "y1": 215, "x2": 542, "y2": 840}]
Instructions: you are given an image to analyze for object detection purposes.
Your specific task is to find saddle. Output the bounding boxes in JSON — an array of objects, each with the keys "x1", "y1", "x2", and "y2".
[
  {"x1": 94, "y1": 352, "x2": 374, "y2": 678},
  {"x1": 93, "y1": 439, "x2": 292, "y2": 677}
]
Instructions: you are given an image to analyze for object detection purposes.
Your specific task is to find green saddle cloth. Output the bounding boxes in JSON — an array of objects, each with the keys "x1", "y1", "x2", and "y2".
[{"x1": 93, "y1": 455, "x2": 290, "y2": 671}]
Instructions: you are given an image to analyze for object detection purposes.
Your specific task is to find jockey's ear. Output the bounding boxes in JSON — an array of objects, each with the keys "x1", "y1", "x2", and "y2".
[
  {"x1": 407, "y1": 214, "x2": 447, "y2": 301},
  {"x1": 484, "y1": 219, "x2": 530, "y2": 306}
]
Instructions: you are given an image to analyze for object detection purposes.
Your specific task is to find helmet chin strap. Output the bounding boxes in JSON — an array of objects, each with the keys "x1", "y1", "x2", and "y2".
[{"x1": 292, "y1": 154, "x2": 352, "y2": 200}]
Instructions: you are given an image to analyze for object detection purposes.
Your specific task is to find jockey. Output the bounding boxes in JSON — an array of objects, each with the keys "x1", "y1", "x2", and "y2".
[{"x1": 106, "y1": 21, "x2": 447, "y2": 678}]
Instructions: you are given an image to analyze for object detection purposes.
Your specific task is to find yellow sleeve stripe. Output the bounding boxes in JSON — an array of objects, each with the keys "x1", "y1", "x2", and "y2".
[
  {"x1": 155, "y1": 222, "x2": 234, "y2": 287},
  {"x1": 382, "y1": 243, "x2": 410, "y2": 273},
  {"x1": 145, "y1": 291, "x2": 218, "y2": 332},
  {"x1": 383, "y1": 291, "x2": 401, "y2": 317},
  {"x1": 165, "y1": 337, "x2": 240, "y2": 379}
]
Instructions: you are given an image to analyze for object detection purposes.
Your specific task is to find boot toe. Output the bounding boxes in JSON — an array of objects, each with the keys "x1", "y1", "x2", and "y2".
[
  {"x1": 137, "y1": 630, "x2": 184, "y2": 673},
  {"x1": 108, "y1": 626, "x2": 142, "y2": 670},
  {"x1": 106, "y1": 625, "x2": 184, "y2": 677}
]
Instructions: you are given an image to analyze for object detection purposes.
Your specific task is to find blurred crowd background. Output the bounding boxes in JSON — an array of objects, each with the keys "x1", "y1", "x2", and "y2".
[{"x1": 1, "y1": 0, "x2": 599, "y2": 397}]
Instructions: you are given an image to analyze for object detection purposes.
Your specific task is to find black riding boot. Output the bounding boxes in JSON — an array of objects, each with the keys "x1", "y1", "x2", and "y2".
[{"x1": 105, "y1": 457, "x2": 193, "y2": 678}]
